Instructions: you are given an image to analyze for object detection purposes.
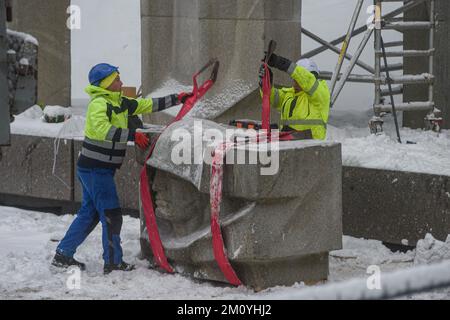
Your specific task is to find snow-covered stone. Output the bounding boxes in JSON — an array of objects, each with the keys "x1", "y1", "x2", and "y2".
[{"x1": 414, "y1": 233, "x2": 450, "y2": 265}]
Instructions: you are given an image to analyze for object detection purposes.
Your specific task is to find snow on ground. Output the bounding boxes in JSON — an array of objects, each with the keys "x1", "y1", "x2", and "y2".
[
  {"x1": 0, "y1": 205, "x2": 449, "y2": 300},
  {"x1": 327, "y1": 110, "x2": 450, "y2": 176}
]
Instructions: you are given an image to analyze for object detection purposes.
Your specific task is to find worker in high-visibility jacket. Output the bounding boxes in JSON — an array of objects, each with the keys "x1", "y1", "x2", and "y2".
[
  {"x1": 259, "y1": 53, "x2": 330, "y2": 140},
  {"x1": 52, "y1": 63, "x2": 192, "y2": 274}
]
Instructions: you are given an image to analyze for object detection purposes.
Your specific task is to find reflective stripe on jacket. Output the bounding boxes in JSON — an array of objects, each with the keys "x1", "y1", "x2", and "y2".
[
  {"x1": 78, "y1": 85, "x2": 178, "y2": 169},
  {"x1": 270, "y1": 65, "x2": 330, "y2": 140}
]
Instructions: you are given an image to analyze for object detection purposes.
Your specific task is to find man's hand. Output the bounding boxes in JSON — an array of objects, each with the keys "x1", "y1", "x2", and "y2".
[
  {"x1": 267, "y1": 53, "x2": 293, "y2": 73},
  {"x1": 135, "y1": 132, "x2": 150, "y2": 150},
  {"x1": 178, "y1": 92, "x2": 194, "y2": 104},
  {"x1": 258, "y1": 64, "x2": 273, "y2": 88}
]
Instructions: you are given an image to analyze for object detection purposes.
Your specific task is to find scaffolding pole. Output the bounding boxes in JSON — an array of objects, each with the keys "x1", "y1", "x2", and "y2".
[
  {"x1": 329, "y1": 0, "x2": 365, "y2": 97},
  {"x1": 330, "y1": 28, "x2": 374, "y2": 107},
  {"x1": 302, "y1": 0, "x2": 431, "y2": 59},
  {"x1": 302, "y1": 28, "x2": 374, "y2": 74}
]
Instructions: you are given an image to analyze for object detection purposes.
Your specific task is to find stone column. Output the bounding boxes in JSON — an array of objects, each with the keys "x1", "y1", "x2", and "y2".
[
  {"x1": 1, "y1": 0, "x2": 10, "y2": 145},
  {"x1": 8, "y1": 0, "x2": 71, "y2": 107},
  {"x1": 141, "y1": 0, "x2": 302, "y2": 97},
  {"x1": 403, "y1": 0, "x2": 450, "y2": 129}
]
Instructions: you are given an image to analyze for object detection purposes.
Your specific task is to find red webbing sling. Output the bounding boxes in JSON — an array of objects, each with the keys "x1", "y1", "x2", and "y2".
[
  {"x1": 261, "y1": 62, "x2": 272, "y2": 132},
  {"x1": 140, "y1": 59, "x2": 219, "y2": 273},
  {"x1": 207, "y1": 43, "x2": 279, "y2": 285}
]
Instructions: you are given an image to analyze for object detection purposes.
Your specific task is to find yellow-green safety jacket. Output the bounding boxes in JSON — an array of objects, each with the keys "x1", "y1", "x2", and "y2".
[
  {"x1": 269, "y1": 64, "x2": 330, "y2": 140},
  {"x1": 78, "y1": 85, "x2": 179, "y2": 169}
]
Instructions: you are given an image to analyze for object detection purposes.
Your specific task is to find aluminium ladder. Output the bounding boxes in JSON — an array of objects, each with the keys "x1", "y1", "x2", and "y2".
[{"x1": 370, "y1": 0, "x2": 440, "y2": 134}]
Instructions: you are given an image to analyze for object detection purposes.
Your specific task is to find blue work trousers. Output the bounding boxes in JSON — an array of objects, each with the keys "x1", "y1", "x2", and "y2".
[{"x1": 57, "y1": 166, "x2": 123, "y2": 265}]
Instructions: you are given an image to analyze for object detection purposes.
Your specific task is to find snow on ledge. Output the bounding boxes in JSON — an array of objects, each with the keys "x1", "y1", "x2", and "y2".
[
  {"x1": 7, "y1": 29, "x2": 39, "y2": 46},
  {"x1": 11, "y1": 105, "x2": 85, "y2": 140}
]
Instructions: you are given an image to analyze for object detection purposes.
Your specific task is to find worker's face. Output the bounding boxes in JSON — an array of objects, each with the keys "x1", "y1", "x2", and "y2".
[{"x1": 107, "y1": 75, "x2": 123, "y2": 92}]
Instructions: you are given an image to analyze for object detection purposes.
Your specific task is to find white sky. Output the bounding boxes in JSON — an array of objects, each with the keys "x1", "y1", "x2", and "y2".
[{"x1": 71, "y1": 0, "x2": 141, "y2": 106}]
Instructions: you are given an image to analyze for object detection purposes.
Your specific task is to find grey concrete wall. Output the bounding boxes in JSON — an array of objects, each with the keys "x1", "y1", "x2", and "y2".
[
  {"x1": 8, "y1": 0, "x2": 71, "y2": 107},
  {"x1": 403, "y1": 0, "x2": 450, "y2": 129},
  {"x1": 0, "y1": 1, "x2": 10, "y2": 146},
  {"x1": 141, "y1": 0, "x2": 302, "y2": 100},
  {"x1": 0, "y1": 135, "x2": 139, "y2": 211},
  {"x1": 0, "y1": 135, "x2": 73, "y2": 201},
  {"x1": 343, "y1": 166, "x2": 450, "y2": 246}
]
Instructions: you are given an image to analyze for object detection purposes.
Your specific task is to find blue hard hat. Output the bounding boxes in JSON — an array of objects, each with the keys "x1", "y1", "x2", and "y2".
[{"x1": 88, "y1": 63, "x2": 119, "y2": 86}]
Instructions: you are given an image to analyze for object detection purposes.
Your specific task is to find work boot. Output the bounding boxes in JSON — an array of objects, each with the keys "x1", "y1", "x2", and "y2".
[
  {"x1": 51, "y1": 252, "x2": 86, "y2": 271},
  {"x1": 103, "y1": 261, "x2": 136, "y2": 275}
]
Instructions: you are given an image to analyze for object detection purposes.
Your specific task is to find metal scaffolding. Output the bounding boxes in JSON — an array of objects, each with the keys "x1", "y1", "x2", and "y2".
[{"x1": 302, "y1": 0, "x2": 441, "y2": 135}]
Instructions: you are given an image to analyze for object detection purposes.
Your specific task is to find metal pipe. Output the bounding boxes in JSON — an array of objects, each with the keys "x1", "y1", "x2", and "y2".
[
  {"x1": 373, "y1": 1, "x2": 382, "y2": 116},
  {"x1": 381, "y1": 62, "x2": 403, "y2": 72},
  {"x1": 383, "y1": 41, "x2": 404, "y2": 48},
  {"x1": 302, "y1": 28, "x2": 374, "y2": 73},
  {"x1": 383, "y1": 21, "x2": 434, "y2": 30},
  {"x1": 329, "y1": 0, "x2": 365, "y2": 97},
  {"x1": 381, "y1": 35, "x2": 402, "y2": 143},
  {"x1": 302, "y1": 0, "x2": 430, "y2": 58},
  {"x1": 319, "y1": 72, "x2": 376, "y2": 83},
  {"x1": 331, "y1": 28, "x2": 374, "y2": 106}
]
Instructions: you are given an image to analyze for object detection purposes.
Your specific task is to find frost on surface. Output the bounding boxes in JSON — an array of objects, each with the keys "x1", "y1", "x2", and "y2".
[
  {"x1": 146, "y1": 118, "x2": 228, "y2": 190},
  {"x1": 187, "y1": 79, "x2": 255, "y2": 120}
]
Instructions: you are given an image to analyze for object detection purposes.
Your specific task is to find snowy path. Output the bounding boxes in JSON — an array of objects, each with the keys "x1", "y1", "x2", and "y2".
[{"x1": 1, "y1": 206, "x2": 449, "y2": 300}]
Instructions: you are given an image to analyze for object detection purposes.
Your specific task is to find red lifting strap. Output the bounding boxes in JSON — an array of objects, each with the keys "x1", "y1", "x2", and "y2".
[
  {"x1": 140, "y1": 158, "x2": 172, "y2": 272},
  {"x1": 206, "y1": 58, "x2": 275, "y2": 286},
  {"x1": 261, "y1": 62, "x2": 271, "y2": 132},
  {"x1": 210, "y1": 143, "x2": 243, "y2": 286},
  {"x1": 140, "y1": 59, "x2": 230, "y2": 276}
]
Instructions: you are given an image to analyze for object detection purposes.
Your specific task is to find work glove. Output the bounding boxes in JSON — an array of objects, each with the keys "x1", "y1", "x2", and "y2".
[
  {"x1": 177, "y1": 92, "x2": 194, "y2": 104},
  {"x1": 266, "y1": 53, "x2": 293, "y2": 73},
  {"x1": 258, "y1": 64, "x2": 273, "y2": 88},
  {"x1": 135, "y1": 132, "x2": 150, "y2": 150}
]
